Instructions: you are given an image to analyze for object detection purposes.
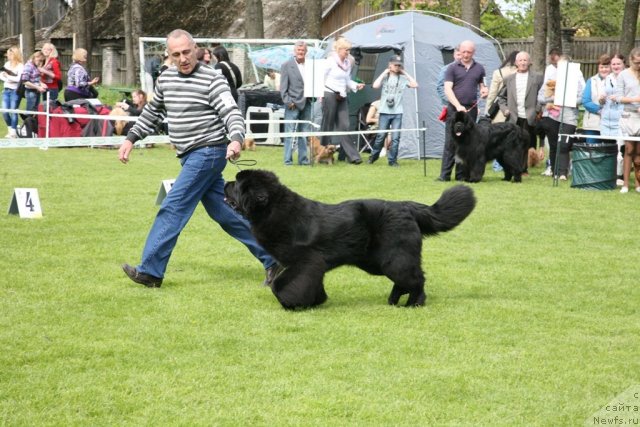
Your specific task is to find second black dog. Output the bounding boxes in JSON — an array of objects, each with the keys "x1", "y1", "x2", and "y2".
[{"x1": 451, "y1": 111, "x2": 528, "y2": 183}]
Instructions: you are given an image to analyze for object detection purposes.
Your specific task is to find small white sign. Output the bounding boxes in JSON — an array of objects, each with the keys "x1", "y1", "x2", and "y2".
[
  {"x1": 304, "y1": 59, "x2": 327, "y2": 99},
  {"x1": 554, "y1": 60, "x2": 582, "y2": 108},
  {"x1": 8, "y1": 188, "x2": 43, "y2": 218},
  {"x1": 155, "y1": 179, "x2": 175, "y2": 205}
]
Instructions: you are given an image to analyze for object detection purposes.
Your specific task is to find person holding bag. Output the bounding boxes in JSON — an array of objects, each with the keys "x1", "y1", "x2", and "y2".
[{"x1": 485, "y1": 51, "x2": 518, "y2": 123}]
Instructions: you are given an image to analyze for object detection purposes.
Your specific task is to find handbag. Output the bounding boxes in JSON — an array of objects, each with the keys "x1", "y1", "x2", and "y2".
[
  {"x1": 438, "y1": 106, "x2": 448, "y2": 122},
  {"x1": 487, "y1": 100, "x2": 500, "y2": 119},
  {"x1": 487, "y1": 85, "x2": 507, "y2": 119},
  {"x1": 16, "y1": 81, "x2": 26, "y2": 98}
]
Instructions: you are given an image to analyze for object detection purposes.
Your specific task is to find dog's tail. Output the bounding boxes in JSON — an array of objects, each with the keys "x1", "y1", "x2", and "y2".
[{"x1": 409, "y1": 185, "x2": 476, "y2": 236}]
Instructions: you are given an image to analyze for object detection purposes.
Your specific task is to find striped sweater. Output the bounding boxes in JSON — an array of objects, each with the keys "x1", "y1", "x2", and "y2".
[{"x1": 127, "y1": 63, "x2": 245, "y2": 156}]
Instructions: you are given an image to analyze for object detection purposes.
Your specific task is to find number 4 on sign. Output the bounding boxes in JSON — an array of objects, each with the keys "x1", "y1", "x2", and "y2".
[
  {"x1": 155, "y1": 179, "x2": 175, "y2": 205},
  {"x1": 8, "y1": 188, "x2": 43, "y2": 218}
]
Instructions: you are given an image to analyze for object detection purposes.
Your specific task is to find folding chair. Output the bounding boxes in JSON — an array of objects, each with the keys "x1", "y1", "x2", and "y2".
[{"x1": 357, "y1": 103, "x2": 375, "y2": 153}]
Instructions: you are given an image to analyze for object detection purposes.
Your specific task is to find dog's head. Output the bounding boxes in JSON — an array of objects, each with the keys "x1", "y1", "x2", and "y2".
[
  {"x1": 224, "y1": 169, "x2": 281, "y2": 219},
  {"x1": 451, "y1": 111, "x2": 474, "y2": 139},
  {"x1": 109, "y1": 107, "x2": 129, "y2": 136},
  {"x1": 545, "y1": 79, "x2": 556, "y2": 97}
]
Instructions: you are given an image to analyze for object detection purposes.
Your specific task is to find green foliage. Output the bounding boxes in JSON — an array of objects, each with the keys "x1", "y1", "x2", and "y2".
[
  {"x1": 400, "y1": 0, "x2": 626, "y2": 38},
  {"x1": 481, "y1": 8, "x2": 532, "y2": 39},
  {"x1": 0, "y1": 146, "x2": 638, "y2": 424},
  {"x1": 561, "y1": 0, "x2": 625, "y2": 36}
]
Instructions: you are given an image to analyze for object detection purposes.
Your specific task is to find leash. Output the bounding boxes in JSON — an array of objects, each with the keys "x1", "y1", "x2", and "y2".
[
  {"x1": 466, "y1": 100, "x2": 479, "y2": 113},
  {"x1": 228, "y1": 158, "x2": 257, "y2": 171}
]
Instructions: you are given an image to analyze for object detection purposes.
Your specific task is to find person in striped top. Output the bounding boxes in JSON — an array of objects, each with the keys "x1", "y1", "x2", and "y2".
[{"x1": 119, "y1": 29, "x2": 279, "y2": 288}]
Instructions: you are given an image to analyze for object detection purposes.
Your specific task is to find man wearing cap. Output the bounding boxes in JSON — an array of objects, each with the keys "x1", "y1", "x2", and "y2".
[
  {"x1": 437, "y1": 40, "x2": 489, "y2": 181},
  {"x1": 367, "y1": 55, "x2": 418, "y2": 166}
]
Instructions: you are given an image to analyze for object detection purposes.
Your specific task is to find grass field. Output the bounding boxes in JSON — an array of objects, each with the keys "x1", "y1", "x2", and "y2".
[{"x1": 0, "y1": 144, "x2": 638, "y2": 425}]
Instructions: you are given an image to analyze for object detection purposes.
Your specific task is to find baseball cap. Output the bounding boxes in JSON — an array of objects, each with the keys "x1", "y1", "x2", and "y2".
[{"x1": 389, "y1": 55, "x2": 403, "y2": 65}]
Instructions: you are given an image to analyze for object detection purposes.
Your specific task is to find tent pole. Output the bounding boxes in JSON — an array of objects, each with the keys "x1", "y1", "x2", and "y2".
[
  {"x1": 410, "y1": 12, "x2": 421, "y2": 161},
  {"x1": 422, "y1": 120, "x2": 427, "y2": 177}
]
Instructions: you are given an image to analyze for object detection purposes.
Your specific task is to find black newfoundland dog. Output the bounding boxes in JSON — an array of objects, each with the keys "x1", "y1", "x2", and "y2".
[
  {"x1": 224, "y1": 169, "x2": 476, "y2": 309},
  {"x1": 451, "y1": 111, "x2": 528, "y2": 183}
]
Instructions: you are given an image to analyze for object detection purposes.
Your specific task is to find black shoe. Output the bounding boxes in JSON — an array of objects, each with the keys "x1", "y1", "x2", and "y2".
[
  {"x1": 368, "y1": 157, "x2": 377, "y2": 164},
  {"x1": 122, "y1": 263, "x2": 162, "y2": 288},
  {"x1": 263, "y1": 263, "x2": 285, "y2": 287},
  {"x1": 388, "y1": 162, "x2": 399, "y2": 167},
  {"x1": 351, "y1": 158, "x2": 363, "y2": 165},
  {"x1": 435, "y1": 176, "x2": 450, "y2": 182}
]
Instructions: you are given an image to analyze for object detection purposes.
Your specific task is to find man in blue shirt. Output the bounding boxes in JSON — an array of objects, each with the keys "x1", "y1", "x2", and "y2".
[{"x1": 437, "y1": 40, "x2": 489, "y2": 181}]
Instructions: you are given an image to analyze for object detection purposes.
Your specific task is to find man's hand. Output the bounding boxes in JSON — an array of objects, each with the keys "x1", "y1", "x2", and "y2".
[
  {"x1": 226, "y1": 140, "x2": 241, "y2": 160},
  {"x1": 480, "y1": 86, "x2": 489, "y2": 98},
  {"x1": 119, "y1": 140, "x2": 134, "y2": 164}
]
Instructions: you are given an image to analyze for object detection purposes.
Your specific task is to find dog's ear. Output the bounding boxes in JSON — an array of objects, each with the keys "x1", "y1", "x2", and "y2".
[{"x1": 239, "y1": 187, "x2": 270, "y2": 215}]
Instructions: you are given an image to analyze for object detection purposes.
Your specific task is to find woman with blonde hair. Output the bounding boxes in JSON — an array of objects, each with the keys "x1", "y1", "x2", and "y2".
[
  {"x1": 39, "y1": 42, "x2": 62, "y2": 101},
  {"x1": 0, "y1": 46, "x2": 24, "y2": 138},
  {"x1": 64, "y1": 48, "x2": 99, "y2": 101},
  {"x1": 615, "y1": 47, "x2": 640, "y2": 193},
  {"x1": 320, "y1": 36, "x2": 365, "y2": 164}
]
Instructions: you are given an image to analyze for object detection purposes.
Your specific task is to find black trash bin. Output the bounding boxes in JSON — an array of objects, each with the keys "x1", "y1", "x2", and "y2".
[{"x1": 570, "y1": 142, "x2": 618, "y2": 190}]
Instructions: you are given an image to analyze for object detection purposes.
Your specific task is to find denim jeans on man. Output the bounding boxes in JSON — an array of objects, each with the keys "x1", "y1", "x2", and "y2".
[
  {"x1": 369, "y1": 113, "x2": 402, "y2": 164},
  {"x1": 283, "y1": 103, "x2": 310, "y2": 165},
  {"x1": 2, "y1": 88, "x2": 20, "y2": 129},
  {"x1": 137, "y1": 144, "x2": 275, "y2": 279}
]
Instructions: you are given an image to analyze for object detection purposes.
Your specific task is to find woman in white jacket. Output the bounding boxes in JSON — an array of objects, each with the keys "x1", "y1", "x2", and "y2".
[{"x1": 0, "y1": 46, "x2": 24, "y2": 138}]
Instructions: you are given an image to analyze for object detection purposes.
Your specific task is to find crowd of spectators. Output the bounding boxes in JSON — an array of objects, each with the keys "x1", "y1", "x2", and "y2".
[{"x1": 2, "y1": 37, "x2": 640, "y2": 192}]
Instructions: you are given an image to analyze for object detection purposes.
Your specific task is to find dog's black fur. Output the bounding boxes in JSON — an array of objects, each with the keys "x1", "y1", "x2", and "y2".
[
  {"x1": 451, "y1": 111, "x2": 529, "y2": 183},
  {"x1": 224, "y1": 169, "x2": 476, "y2": 309}
]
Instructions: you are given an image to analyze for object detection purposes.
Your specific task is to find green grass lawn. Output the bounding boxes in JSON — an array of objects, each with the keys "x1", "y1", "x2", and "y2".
[{"x1": 0, "y1": 145, "x2": 638, "y2": 425}]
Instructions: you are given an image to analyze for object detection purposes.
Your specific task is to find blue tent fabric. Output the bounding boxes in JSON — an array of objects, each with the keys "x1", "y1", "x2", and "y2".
[{"x1": 341, "y1": 12, "x2": 501, "y2": 159}]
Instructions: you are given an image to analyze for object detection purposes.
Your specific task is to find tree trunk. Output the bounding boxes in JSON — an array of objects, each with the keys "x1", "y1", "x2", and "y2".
[
  {"x1": 532, "y1": 0, "x2": 547, "y2": 72},
  {"x1": 306, "y1": 0, "x2": 323, "y2": 39},
  {"x1": 75, "y1": 0, "x2": 87, "y2": 52},
  {"x1": 132, "y1": 0, "x2": 142, "y2": 85},
  {"x1": 20, "y1": 0, "x2": 35, "y2": 59},
  {"x1": 379, "y1": 0, "x2": 395, "y2": 12},
  {"x1": 124, "y1": 0, "x2": 136, "y2": 85},
  {"x1": 84, "y1": 0, "x2": 96, "y2": 72},
  {"x1": 74, "y1": 0, "x2": 96, "y2": 71},
  {"x1": 245, "y1": 0, "x2": 264, "y2": 39},
  {"x1": 461, "y1": 0, "x2": 481, "y2": 34},
  {"x1": 620, "y1": 0, "x2": 640, "y2": 56},
  {"x1": 547, "y1": 0, "x2": 562, "y2": 53}
]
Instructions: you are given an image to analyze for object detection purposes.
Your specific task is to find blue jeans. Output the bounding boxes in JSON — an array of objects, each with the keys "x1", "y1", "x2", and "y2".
[
  {"x1": 46, "y1": 89, "x2": 59, "y2": 103},
  {"x1": 2, "y1": 88, "x2": 20, "y2": 129},
  {"x1": 583, "y1": 129, "x2": 600, "y2": 144},
  {"x1": 137, "y1": 145, "x2": 275, "y2": 278},
  {"x1": 24, "y1": 89, "x2": 40, "y2": 112},
  {"x1": 370, "y1": 113, "x2": 402, "y2": 164},
  {"x1": 283, "y1": 104, "x2": 310, "y2": 165}
]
